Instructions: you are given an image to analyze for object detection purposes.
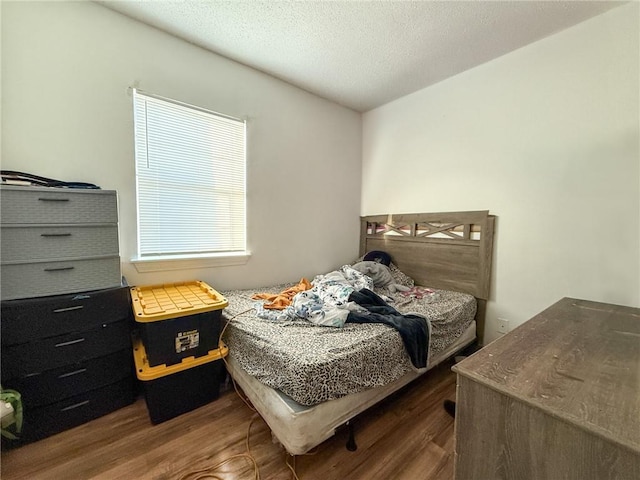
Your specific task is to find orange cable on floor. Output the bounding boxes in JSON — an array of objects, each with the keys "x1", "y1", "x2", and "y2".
[
  {"x1": 178, "y1": 308, "x2": 261, "y2": 480},
  {"x1": 178, "y1": 413, "x2": 261, "y2": 480},
  {"x1": 204, "y1": 305, "x2": 318, "y2": 479}
]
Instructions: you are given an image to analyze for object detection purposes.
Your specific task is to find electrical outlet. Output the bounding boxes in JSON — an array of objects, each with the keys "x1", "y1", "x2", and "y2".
[{"x1": 497, "y1": 318, "x2": 510, "y2": 334}]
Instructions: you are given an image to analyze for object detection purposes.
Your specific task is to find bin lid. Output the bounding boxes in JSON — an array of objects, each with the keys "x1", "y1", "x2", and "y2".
[
  {"x1": 131, "y1": 280, "x2": 228, "y2": 322},
  {"x1": 133, "y1": 338, "x2": 229, "y2": 381}
]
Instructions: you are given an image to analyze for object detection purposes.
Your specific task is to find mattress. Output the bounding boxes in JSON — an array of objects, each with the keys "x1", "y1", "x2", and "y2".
[
  {"x1": 224, "y1": 320, "x2": 476, "y2": 455},
  {"x1": 222, "y1": 284, "x2": 476, "y2": 406}
]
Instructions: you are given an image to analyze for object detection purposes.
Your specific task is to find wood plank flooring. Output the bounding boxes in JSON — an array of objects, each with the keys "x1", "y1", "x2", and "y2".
[{"x1": 0, "y1": 360, "x2": 457, "y2": 480}]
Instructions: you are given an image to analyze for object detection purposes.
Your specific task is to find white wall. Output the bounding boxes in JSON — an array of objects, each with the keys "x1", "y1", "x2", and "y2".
[
  {"x1": 363, "y1": 3, "x2": 640, "y2": 343},
  {"x1": 2, "y1": 2, "x2": 637, "y2": 341},
  {"x1": 1, "y1": 1, "x2": 362, "y2": 290}
]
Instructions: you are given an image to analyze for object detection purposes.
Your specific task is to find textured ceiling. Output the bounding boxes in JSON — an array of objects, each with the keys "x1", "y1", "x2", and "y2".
[{"x1": 98, "y1": 1, "x2": 625, "y2": 112}]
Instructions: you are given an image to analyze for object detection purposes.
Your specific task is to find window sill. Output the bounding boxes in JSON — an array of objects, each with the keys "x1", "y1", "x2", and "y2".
[{"x1": 131, "y1": 252, "x2": 251, "y2": 273}]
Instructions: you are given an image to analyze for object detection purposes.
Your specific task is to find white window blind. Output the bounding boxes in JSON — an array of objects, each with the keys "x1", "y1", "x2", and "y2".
[{"x1": 133, "y1": 90, "x2": 246, "y2": 258}]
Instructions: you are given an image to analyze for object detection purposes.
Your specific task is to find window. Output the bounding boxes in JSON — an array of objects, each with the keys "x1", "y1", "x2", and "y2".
[{"x1": 132, "y1": 89, "x2": 247, "y2": 267}]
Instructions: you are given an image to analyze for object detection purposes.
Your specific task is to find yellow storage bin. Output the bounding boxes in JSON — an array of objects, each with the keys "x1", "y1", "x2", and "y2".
[
  {"x1": 133, "y1": 338, "x2": 228, "y2": 424},
  {"x1": 130, "y1": 281, "x2": 228, "y2": 367}
]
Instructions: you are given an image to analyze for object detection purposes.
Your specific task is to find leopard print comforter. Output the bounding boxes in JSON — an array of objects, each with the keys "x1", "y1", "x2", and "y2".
[{"x1": 221, "y1": 283, "x2": 475, "y2": 406}]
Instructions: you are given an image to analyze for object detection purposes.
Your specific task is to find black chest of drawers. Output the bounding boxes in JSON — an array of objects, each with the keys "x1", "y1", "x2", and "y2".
[
  {"x1": 1, "y1": 286, "x2": 136, "y2": 445},
  {"x1": 0, "y1": 285, "x2": 136, "y2": 445}
]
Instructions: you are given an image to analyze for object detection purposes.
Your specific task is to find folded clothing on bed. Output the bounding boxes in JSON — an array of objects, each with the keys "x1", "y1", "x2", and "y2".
[
  {"x1": 253, "y1": 265, "x2": 374, "y2": 326},
  {"x1": 252, "y1": 278, "x2": 312, "y2": 309}
]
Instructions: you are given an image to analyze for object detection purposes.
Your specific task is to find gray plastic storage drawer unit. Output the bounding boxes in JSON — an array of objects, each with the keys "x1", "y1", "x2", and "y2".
[{"x1": 0, "y1": 185, "x2": 122, "y2": 300}]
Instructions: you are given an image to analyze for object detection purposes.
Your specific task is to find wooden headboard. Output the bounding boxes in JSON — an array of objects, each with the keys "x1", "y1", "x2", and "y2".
[{"x1": 359, "y1": 210, "x2": 495, "y2": 344}]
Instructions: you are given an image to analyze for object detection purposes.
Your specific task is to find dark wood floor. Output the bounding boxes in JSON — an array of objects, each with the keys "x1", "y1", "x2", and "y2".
[{"x1": 1, "y1": 360, "x2": 457, "y2": 480}]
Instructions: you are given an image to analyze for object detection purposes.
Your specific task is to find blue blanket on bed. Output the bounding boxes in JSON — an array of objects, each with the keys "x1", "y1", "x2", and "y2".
[{"x1": 346, "y1": 288, "x2": 429, "y2": 369}]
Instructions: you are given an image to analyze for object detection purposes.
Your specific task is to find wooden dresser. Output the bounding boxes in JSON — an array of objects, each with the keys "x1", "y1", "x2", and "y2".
[{"x1": 453, "y1": 297, "x2": 640, "y2": 480}]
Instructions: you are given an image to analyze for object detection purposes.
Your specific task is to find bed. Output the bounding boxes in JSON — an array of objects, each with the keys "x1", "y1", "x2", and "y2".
[{"x1": 221, "y1": 210, "x2": 495, "y2": 455}]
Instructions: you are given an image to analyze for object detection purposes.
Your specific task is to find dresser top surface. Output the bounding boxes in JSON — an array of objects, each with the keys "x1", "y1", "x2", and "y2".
[{"x1": 453, "y1": 297, "x2": 640, "y2": 452}]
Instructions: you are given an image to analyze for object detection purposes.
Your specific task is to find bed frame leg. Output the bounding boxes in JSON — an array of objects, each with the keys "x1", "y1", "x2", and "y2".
[{"x1": 346, "y1": 420, "x2": 357, "y2": 451}]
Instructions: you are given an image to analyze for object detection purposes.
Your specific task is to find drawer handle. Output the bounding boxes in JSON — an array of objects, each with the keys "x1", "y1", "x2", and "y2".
[
  {"x1": 55, "y1": 338, "x2": 85, "y2": 348},
  {"x1": 41, "y1": 233, "x2": 72, "y2": 237},
  {"x1": 38, "y1": 197, "x2": 70, "y2": 202},
  {"x1": 60, "y1": 400, "x2": 90, "y2": 412},
  {"x1": 44, "y1": 266, "x2": 75, "y2": 272},
  {"x1": 58, "y1": 368, "x2": 87, "y2": 379},
  {"x1": 52, "y1": 305, "x2": 84, "y2": 313}
]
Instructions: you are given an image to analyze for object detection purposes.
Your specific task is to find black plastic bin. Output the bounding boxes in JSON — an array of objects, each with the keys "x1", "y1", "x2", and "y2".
[
  {"x1": 130, "y1": 281, "x2": 228, "y2": 367},
  {"x1": 133, "y1": 339, "x2": 228, "y2": 424}
]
